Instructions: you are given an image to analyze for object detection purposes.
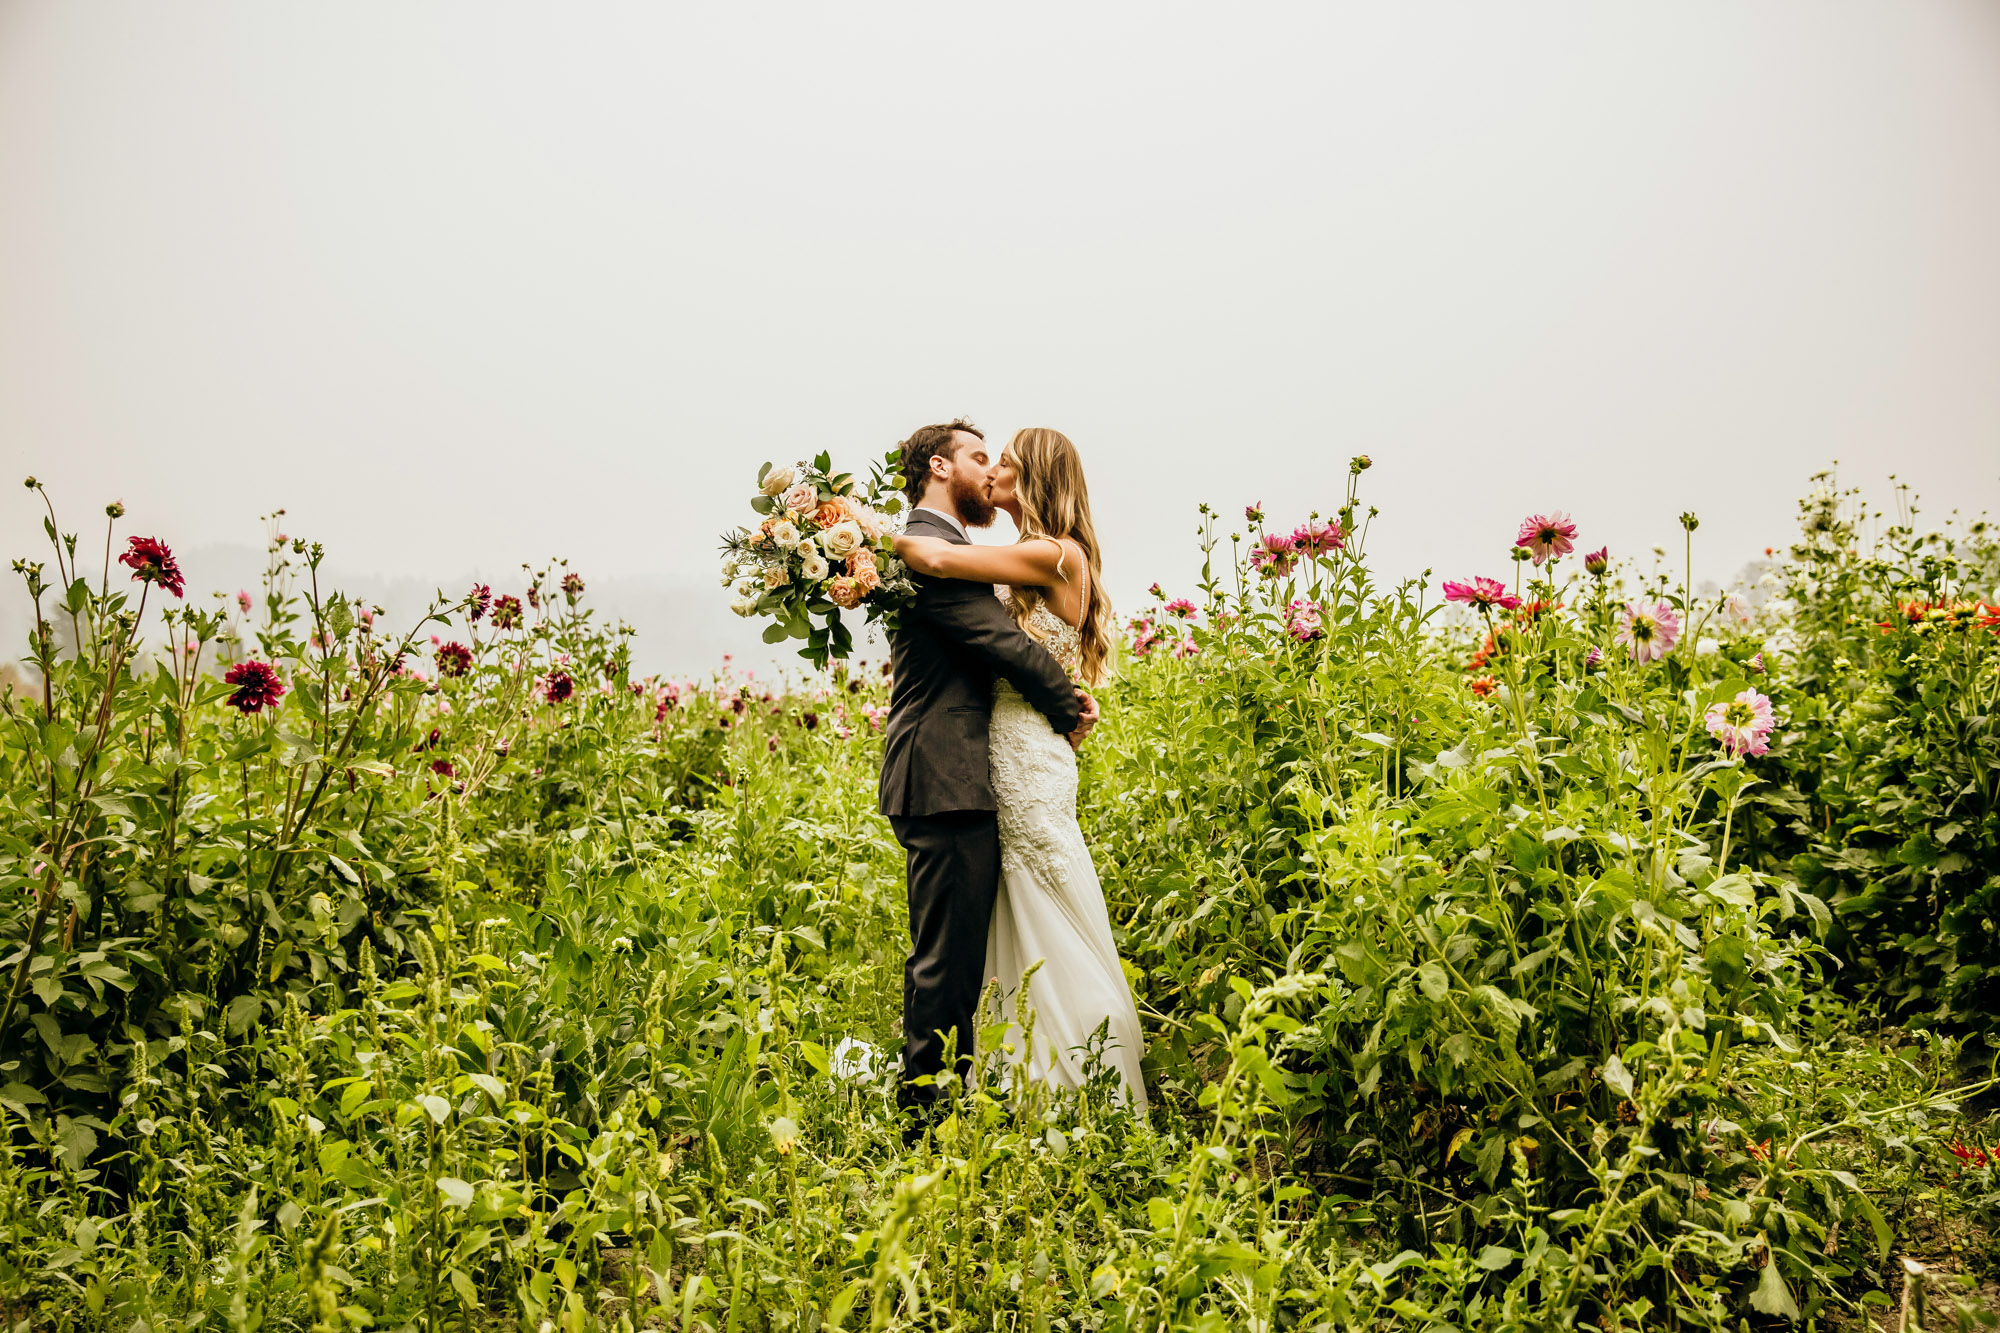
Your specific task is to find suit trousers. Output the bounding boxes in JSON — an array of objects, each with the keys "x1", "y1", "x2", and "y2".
[{"x1": 888, "y1": 809, "x2": 1000, "y2": 1114}]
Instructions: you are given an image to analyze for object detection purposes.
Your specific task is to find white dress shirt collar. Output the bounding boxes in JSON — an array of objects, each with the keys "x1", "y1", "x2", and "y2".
[{"x1": 912, "y1": 506, "x2": 969, "y2": 540}]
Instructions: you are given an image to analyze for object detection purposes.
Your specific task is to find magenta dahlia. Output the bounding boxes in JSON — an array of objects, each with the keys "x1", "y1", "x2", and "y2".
[
  {"x1": 1292, "y1": 519, "x2": 1345, "y2": 559},
  {"x1": 119, "y1": 536, "x2": 185, "y2": 599},
  {"x1": 1515, "y1": 512, "x2": 1578, "y2": 566},
  {"x1": 1583, "y1": 547, "x2": 1609, "y2": 578},
  {"x1": 542, "y1": 668, "x2": 574, "y2": 705},
  {"x1": 1250, "y1": 532, "x2": 1297, "y2": 579},
  {"x1": 1245, "y1": 501, "x2": 1265, "y2": 523},
  {"x1": 468, "y1": 583, "x2": 491, "y2": 622},
  {"x1": 223, "y1": 659, "x2": 286, "y2": 713},
  {"x1": 1704, "y1": 688, "x2": 1775, "y2": 758},
  {"x1": 1614, "y1": 602, "x2": 1681, "y2": 662},
  {"x1": 490, "y1": 595, "x2": 523, "y2": 630},
  {"x1": 1165, "y1": 598, "x2": 1197, "y2": 619},
  {"x1": 561, "y1": 572, "x2": 585, "y2": 604},
  {"x1": 1442, "y1": 577, "x2": 1521, "y2": 613}
]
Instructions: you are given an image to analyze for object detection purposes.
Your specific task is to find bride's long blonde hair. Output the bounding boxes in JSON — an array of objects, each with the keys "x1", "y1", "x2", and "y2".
[{"x1": 1003, "y1": 428, "x2": 1113, "y2": 687}]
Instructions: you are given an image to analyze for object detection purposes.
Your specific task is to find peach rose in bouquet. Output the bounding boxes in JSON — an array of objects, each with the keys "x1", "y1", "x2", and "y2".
[{"x1": 827, "y1": 576, "x2": 863, "y2": 609}]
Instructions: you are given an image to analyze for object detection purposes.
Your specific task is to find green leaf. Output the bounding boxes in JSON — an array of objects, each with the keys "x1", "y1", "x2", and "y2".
[
  {"x1": 437, "y1": 1177, "x2": 474, "y2": 1209},
  {"x1": 1416, "y1": 961, "x2": 1450, "y2": 1002},
  {"x1": 1601, "y1": 1054, "x2": 1634, "y2": 1099},
  {"x1": 1748, "y1": 1253, "x2": 1800, "y2": 1319}
]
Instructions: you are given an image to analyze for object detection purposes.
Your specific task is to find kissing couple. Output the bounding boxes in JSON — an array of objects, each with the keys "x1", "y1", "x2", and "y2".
[{"x1": 877, "y1": 419, "x2": 1147, "y2": 1141}]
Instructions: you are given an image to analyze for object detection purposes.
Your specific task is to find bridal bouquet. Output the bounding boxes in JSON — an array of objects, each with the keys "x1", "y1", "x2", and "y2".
[{"x1": 719, "y1": 452, "x2": 914, "y2": 667}]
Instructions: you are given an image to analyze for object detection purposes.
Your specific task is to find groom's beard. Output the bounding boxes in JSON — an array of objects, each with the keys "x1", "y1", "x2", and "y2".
[{"x1": 949, "y1": 473, "x2": 997, "y2": 528}]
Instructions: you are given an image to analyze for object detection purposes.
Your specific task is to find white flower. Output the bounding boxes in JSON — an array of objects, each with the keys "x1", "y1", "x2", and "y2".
[
  {"x1": 819, "y1": 520, "x2": 864, "y2": 559},
  {"x1": 770, "y1": 521, "x2": 801, "y2": 551},
  {"x1": 611, "y1": 936, "x2": 633, "y2": 954},
  {"x1": 720, "y1": 571, "x2": 736, "y2": 588},
  {"x1": 729, "y1": 593, "x2": 758, "y2": 617},
  {"x1": 735, "y1": 577, "x2": 760, "y2": 597},
  {"x1": 1695, "y1": 637, "x2": 1719, "y2": 656},
  {"x1": 781, "y1": 482, "x2": 818, "y2": 514},
  {"x1": 1725, "y1": 594, "x2": 1752, "y2": 624},
  {"x1": 760, "y1": 464, "x2": 797, "y2": 497},
  {"x1": 764, "y1": 565, "x2": 791, "y2": 590},
  {"x1": 800, "y1": 549, "x2": 829, "y2": 581},
  {"x1": 850, "y1": 504, "x2": 889, "y2": 541}
]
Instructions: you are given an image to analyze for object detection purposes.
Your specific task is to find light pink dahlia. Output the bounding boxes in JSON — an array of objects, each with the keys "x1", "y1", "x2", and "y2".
[
  {"x1": 1515, "y1": 511, "x2": 1578, "y2": 566},
  {"x1": 1614, "y1": 602, "x2": 1681, "y2": 662},
  {"x1": 1442, "y1": 577, "x2": 1521, "y2": 613},
  {"x1": 1704, "y1": 688, "x2": 1775, "y2": 757}
]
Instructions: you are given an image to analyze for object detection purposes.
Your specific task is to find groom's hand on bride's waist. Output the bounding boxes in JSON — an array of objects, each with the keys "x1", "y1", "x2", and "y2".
[{"x1": 1068, "y1": 690, "x2": 1100, "y2": 750}]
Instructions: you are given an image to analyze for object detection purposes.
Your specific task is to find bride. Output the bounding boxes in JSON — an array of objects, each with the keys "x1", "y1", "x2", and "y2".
[{"x1": 894, "y1": 428, "x2": 1148, "y2": 1113}]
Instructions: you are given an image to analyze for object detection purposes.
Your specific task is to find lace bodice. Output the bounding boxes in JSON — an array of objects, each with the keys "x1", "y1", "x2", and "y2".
[{"x1": 996, "y1": 588, "x2": 1081, "y2": 678}]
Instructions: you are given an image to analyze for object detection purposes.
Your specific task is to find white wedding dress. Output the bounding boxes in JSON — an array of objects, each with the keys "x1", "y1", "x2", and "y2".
[{"x1": 984, "y1": 594, "x2": 1149, "y2": 1113}]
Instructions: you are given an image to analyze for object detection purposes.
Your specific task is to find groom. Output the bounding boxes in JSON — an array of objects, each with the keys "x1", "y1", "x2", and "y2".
[{"x1": 878, "y1": 419, "x2": 1097, "y2": 1138}]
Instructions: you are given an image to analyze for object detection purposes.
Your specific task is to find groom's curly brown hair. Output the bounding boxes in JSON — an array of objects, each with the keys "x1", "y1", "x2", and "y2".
[{"x1": 898, "y1": 419, "x2": 983, "y2": 503}]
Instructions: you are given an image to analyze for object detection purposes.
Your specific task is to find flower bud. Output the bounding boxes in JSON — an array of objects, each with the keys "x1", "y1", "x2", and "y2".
[
  {"x1": 105, "y1": 501, "x2": 125, "y2": 518},
  {"x1": 1679, "y1": 511, "x2": 1700, "y2": 532},
  {"x1": 1350, "y1": 454, "x2": 1372, "y2": 473}
]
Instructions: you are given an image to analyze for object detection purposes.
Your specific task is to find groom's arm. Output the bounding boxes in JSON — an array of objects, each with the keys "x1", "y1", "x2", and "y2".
[{"x1": 914, "y1": 583, "x2": 1084, "y2": 734}]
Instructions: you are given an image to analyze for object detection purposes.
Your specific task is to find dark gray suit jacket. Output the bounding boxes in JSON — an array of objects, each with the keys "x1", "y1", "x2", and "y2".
[{"x1": 877, "y1": 510, "x2": 1083, "y2": 817}]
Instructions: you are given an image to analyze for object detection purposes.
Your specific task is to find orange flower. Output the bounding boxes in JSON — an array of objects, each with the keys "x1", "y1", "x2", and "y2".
[
  {"x1": 848, "y1": 548, "x2": 881, "y2": 593},
  {"x1": 1468, "y1": 675, "x2": 1497, "y2": 698},
  {"x1": 828, "y1": 576, "x2": 863, "y2": 609},
  {"x1": 813, "y1": 497, "x2": 851, "y2": 528}
]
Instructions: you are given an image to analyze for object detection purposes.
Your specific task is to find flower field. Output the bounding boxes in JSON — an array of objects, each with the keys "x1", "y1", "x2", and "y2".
[{"x1": 3, "y1": 468, "x2": 2000, "y2": 1331}]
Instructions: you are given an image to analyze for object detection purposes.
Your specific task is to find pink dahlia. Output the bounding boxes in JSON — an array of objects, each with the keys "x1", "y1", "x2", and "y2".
[
  {"x1": 1164, "y1": 598, "x2": 1197, "y2": 619},
  {"x1": 1245, "y1": 501, "x2": 1265, "y2": 523},
  {"x1": 561, "y1": 572, "x2": 585, "y2": 604},
  {"x1": 1250, "y1": 532, "x2": 1297, "y2": 579},
  {"x1": 1515, "y1": 512, "x2": 1578, "y2": 566},
  {"x1": 1441, "y1": 577, "x2": 1521, "y2": 613},
  {"x1": 1614, "y1": 602, "x2": 1681, "y2": 662},
  {"x1": 1292, "y1": 519, "x2": 1345, "y2": 559},
  {"x1": 119, "y1": 536, "x2": 185, "y2": 599},
  {"x1": 1173, "y1": 638, "x2": 1199, "y2": 659},
  {"x1": 223, "y1": 659, "x2": 286, "y2": 714},
  {"x1": 1584, "y1": 646, "x2": 1603, "y2": 668},
  {"x1": 236, "y1": 589, "x2": 253, "y2": 615},
  {"x1": 1285, "y1": 598, "x2": 1324, "y2": 643},
  {"x1": 1705, "y1": 688, "x2": 1775, "y2": 758}
]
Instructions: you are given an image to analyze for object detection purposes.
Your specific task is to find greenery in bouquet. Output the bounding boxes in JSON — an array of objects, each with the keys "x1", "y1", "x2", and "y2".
[{"x1": 719, "y1": 451, "x2": 912, "y2": 668}]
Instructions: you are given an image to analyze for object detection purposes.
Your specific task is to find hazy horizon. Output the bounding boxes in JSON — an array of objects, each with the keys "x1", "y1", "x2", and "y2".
[{"x1": 5, "y1": 2, "x2": 1999, "y2": 672}]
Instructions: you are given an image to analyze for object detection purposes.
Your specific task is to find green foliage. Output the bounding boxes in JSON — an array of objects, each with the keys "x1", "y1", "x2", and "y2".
[{"x1": 0, "y1": 473, "x2": 1995, "y2": 1330}]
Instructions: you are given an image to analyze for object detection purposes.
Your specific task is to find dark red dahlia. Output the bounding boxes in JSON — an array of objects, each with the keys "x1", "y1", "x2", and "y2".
[
  {"x1": 119, "y1": 536, "x2": 185, "y2": 599},
  {"x1": 429, "y1": 758, "x2": 455, "y2": 778},
  {"x1": 542, "y1": 668, "x2": 574, "y2": 705},
  {"x1": 436, "y1": 641, "x2": 473, "y2": 677},
  {"x1": 562, "y1": 572, "x2": 585, "y2": 603},
  {"x1": 223, "y1": 659, "x2": 286, "y2": 713},
  {"x1": 468, "y1": 583, "x2": 491, "y2": 622},
  {"x1": 526, "y1": 583, "x2": 542, "y2": 611},
  {"x1": 490, "y1": 595, "x2": 523, "y2": 630}
]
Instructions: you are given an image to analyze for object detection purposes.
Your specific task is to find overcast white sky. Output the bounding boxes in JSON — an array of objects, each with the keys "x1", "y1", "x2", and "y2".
[{"x1": 4, "y1": 2, "x2": 1998, "y2": 671}]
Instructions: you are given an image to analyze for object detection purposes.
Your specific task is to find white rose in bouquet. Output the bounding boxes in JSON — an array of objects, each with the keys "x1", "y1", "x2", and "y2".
[
  {"x1": 819, "y1": 520, "x2": 865, "y2": 559},
  {"x1": 761, "y1": 464, "x2": 797, "y2": 497},
  {"x1": 764, "y1": 566, "x2": 791, "y2": 590},
  {"x1": 771, "y1": 520, "x2": 801, "y2": 551},
  {"x1": 781, "y1": 482, "x2": 818, "y2": 514},
  {"x1": 729, "y1": 593, "x2": 758, "y2": 616},
  {"x1": 800, "y1": 548, "x2": 830, "y2": 581},
  {"x1": 735, "y1": 578, "x2": 760, "y2": 597}
]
